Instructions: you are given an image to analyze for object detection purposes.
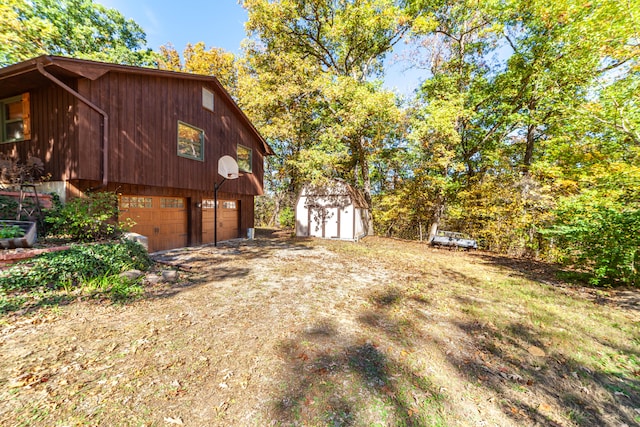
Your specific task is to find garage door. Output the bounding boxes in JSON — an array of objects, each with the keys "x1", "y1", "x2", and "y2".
[
  {"x1": 119, "y1": 196, "x2": 188, "y2": 252},
  {"x1": 202, "y1": 199, "x2": 239, "y2": 243}
]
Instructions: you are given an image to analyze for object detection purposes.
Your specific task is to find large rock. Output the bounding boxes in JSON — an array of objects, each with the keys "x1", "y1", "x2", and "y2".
[
  {"x1": 120, "y1": 269, "x2": 144, "y2": 281},
  {"x1": 161, "y1": 270, "x2": 179, "y2": 283},
  {"x1": 123, "y1": 232, "x2": 148, "y2": 251}
]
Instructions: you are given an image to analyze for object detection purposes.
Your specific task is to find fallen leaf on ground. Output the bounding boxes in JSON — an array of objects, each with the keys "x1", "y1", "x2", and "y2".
[
  {"x1": 538, "y1": 403, "x2": 552, "y2": 412},
  {"x1": 528, "y1": 346, "x2": 546, "y2": 357}
]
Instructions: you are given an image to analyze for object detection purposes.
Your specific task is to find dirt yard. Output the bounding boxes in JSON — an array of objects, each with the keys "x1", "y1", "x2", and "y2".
[{"x1": 1, "y1": 230, "x2": 638, "y2": 426}]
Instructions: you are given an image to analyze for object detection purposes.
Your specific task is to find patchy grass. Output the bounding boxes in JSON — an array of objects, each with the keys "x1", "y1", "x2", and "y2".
[{"x1": 0, "y1": 232, "x2": 638, "y2": 426}]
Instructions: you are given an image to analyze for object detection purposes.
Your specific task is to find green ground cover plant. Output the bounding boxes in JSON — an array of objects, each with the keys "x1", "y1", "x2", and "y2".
[{"x1": 0, "y1": 240, "x2": 151, "y2": 313}]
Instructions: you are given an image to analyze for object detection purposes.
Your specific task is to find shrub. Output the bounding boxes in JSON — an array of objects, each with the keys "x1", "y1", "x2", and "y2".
[
  {"x1": 544, "y1": 168, "x2": 640, "y2": 287},
  {"x1": 45, "y1": 191, "x2": 128, "y2": 241},
  {"x1": 0, "y1": 195, "x2": 19, "y2": 220},
  {"x1": 546, "y1": 202, "x2": 639, "y2": 287},
  {"x1": 0, "y1": 239, "x2": 151, "y2": 292},
  {"x1": 278, "y1": 206, "x2": 295, "y2": 229}
]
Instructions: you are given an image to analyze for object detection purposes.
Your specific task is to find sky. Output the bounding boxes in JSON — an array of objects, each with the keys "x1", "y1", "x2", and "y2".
[{"x1": 97, "y1": 0, "x2": 423, "y2": 95}]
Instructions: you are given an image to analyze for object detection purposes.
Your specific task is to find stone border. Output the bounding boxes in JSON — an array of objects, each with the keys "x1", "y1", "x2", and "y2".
[{"x1": 0, "y1": 245, "x2": 71, "y2": 266}]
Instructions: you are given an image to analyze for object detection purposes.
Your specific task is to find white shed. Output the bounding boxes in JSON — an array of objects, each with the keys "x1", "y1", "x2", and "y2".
[{"x1": 295, "y1": 180, "x2": 370, "y2": 241}]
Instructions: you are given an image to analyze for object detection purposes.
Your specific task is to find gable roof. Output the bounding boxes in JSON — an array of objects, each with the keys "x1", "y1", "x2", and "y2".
[
  {"x1": 0, "y1": 55, "x2": 273, "y2": 155},
  {"x1": 300, "y1": 179, "x2": 369, "y2": 209}
]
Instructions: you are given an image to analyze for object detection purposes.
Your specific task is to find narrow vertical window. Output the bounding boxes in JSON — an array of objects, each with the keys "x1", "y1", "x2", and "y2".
[
  {"x1": 237, "y1": 144, "x2": 252, "y2": 173},
  {"x1": 202, "y1": 87, "x2": 214, "y2": 112}
]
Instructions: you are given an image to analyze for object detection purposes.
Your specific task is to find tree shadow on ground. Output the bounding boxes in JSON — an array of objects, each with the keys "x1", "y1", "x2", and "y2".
[
  {"x1": 442, "y1": 312, "x2": 640, "y2": 426},
  {"x1": 470, "y1": 252, "x2": 566, "y2": 285},
  {"x1": 273, "y1": 285, "x2": 444, "y2": 426},
  {"x1": 471, "y1": 252, "x2": 640, "y2": 312},
  {"x1": 274, "y1": 320, "x2": 445, "y2": 426},
  {"x1": 335, "y1": 280, "x2": 640, "y2": 426}
]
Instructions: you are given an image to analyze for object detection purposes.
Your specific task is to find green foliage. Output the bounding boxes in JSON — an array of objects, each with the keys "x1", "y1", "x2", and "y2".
[
  {"x1": 0, "y1": 196, "x2": 18, "y2": 220},
  {"x1": 0, "y1": 224, "x2": 24, "y2": 239},
  {"x1": 83, "y1": 273, "x2": 145, "y2": 302},
  {"x1": 158, "y1": 42, "x2": 238, "y2": 95},
  {"x1": 372, "y1": 0, "x2": 638, "y2": 266},
  {"x1": 545, "y1": 167, "x2": 640, "y2": 287},
  {"x1": 254, "y1": 195, "x2": 276, "y2": 227},
  {"x1": 241, "y1": 0, "x2": 413, "y2": 215},
  {"x1": 45, "y1": 192, "x2": 128, "y2": 242},
  {"x1": 278, "y1": 206, "x2": 295, "y2": 229},
  {"x1": 0, "y1": 0, "x2": 155, "y2": 67},
  {"x1": 0, "y1": 239, "x2": 151, "y2": 293}
]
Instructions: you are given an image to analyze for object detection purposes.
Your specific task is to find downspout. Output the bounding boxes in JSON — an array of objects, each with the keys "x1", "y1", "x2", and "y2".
[{"x1": 36, "y1": 59, "x2": 109, "y2": 189}]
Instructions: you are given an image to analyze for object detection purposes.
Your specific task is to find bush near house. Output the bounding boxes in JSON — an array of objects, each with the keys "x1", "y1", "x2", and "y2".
[
  {"x1": 45, "y1": 191, "x2": 130, "y2": 242},
  {"x1": 0, "y1": 195, "x2": 19, "y2": 220}
]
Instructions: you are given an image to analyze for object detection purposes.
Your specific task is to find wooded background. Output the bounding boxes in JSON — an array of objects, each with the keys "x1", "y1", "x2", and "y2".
[{"x1": 2, "y1": 0, "x2": 638, "y2": 286}]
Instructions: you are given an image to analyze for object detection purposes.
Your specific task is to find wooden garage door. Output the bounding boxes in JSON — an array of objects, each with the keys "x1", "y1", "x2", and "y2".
[
  {"x1": 202, "y1": 199, "x2": 239, "y2": 243},
  {"x1": 119, "y1": 196, "x2": 188, "y2": 252}
]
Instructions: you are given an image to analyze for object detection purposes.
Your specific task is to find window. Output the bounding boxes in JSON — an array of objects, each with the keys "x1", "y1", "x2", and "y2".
[
  {"x1": 1, "y1": 93, "x2": 30, "y2": 143},
  {"x1": 222, "y1": 201, "x2": 236, "y2": 209},
  {"x1": 120, "y1": 196, "x2": 153, "y2": 209},
  {"x1": 237, "y1": 144, "x2": 252, "y2": 173},
  {"x1": 202, "y1": 87, "x2": 214, "y2": 112},
  {"x1": 161, "y1": 198, "x2": 184, "y2": 208},
  {"x1": 202, "y1": 199, "x2": 216, "y2": 209},
  {"x1": 177, "y1": 121, "x2": 204, "y2": 161}
]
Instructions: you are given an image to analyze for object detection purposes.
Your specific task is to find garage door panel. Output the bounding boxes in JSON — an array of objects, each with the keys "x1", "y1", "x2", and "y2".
[
  {"x1": 202, "y1": 199, "x2": 238, "y2": 244},
  {"x1": 119, "y1": 195, "x2": 187, "y2": 252}
]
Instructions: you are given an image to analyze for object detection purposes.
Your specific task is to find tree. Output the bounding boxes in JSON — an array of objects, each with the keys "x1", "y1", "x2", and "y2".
[
  {"x1": 237, "y1": 47, "x2": 327, "y2": 224},
  {"x1": 0, "y1": 0, "x2": 154, "y2": 67},
  {"x1": 242, "y1": 0, "x2": 421, "y2": 229},
  {"x1": 158, "y1": 42, "x2": 238, "y2": 95},
  {"x1": 403, "y1": 0, "x2": 503, "y2": 240}
]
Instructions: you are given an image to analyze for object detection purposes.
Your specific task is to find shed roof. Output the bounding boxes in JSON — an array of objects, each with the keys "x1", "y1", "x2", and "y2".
[
  {"x1": 0, "y1": 55, "x2": 273, "y2": 155},
  {"x1": 301, "y1": 180, "x2": 368, "y2": 209}
]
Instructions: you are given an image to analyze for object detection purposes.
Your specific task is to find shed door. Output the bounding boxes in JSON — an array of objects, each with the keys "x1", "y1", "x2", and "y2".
[
  {"x1": 119, "y1": 195, "x2": 188, "y2": 252},
  {"x1": 202, "y1": 199, "x2": 239, "y2": 243},
  {"x1": 309, "y1": 206, "x2": 339, "y2": 238}
]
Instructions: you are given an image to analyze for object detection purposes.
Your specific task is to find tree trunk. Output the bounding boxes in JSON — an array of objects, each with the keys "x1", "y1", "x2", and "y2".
[
  {"x1": 359, "y1": 137, "x2": 374, "y2": 236},
  {"x1": 271, "y1": 194, "x2": 281, "y2": 227},
  {"x1": 523, "y1": 123, "x2": 536, "y2": 174},
  {"x1": 427, "y1": 197, "x2": 445, "y2": 243}
]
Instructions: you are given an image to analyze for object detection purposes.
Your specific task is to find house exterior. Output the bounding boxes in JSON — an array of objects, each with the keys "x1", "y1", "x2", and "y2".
[
  {"x1": 295, "y1": 180, "x2": 370, "y2": 241},
  {"x1": 0, "y1": 55, "x2": 272, "y2": 252}
]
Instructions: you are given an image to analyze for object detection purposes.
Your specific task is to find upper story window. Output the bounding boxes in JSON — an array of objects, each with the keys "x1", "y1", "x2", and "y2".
[
  {"x1": 1, "y1": 93, "x2": 30, "y2": 143},
  {"x1": 237, "y1": 144, "x2": 252, "y2": 173},
  {"x1": 202, "y1": 87, "x2": 214, "y2": 112},
  {"x1": 177, "y1": 121, "x2": 204, "y2": 161}
]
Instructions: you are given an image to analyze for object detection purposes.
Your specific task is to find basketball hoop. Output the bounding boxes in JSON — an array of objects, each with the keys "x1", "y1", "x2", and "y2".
[
  {"x1": 218, "y1": 155, "x2": 239, "y2": 179},
  {"x1": 214, "y1": 156, "x2": 240, "y2": 246}
]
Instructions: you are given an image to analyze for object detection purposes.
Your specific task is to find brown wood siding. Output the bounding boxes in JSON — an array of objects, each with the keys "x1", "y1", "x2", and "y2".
[
  {"x1": 77, "y1": 72, "x2": 265, "y2": 195},
  {"x1": 76, "y1": 80, "x2": 102, "y2": 181},
  {"x1": 0, "y1": 82, "x2": 82, "y2": 181}
]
